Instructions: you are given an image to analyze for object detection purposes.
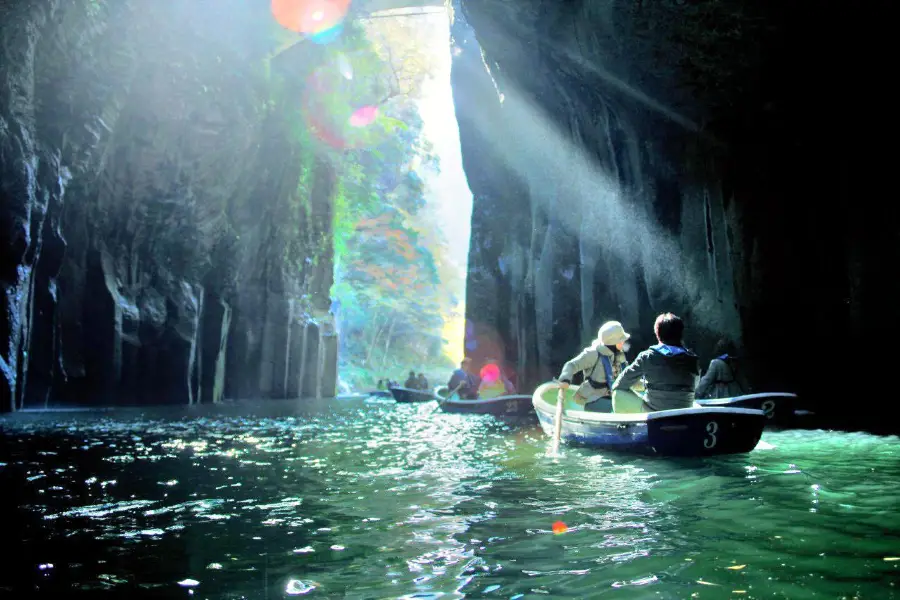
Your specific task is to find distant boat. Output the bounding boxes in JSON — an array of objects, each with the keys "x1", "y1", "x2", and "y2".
[
  {"x1": 532, "y1": 382, "x2": 766, "y2": 456},
  {"x1": 434, "y1": 386, "x2": 534, "y2": 417},
  {"x1": 365, "y1": 390, "x2": 392, "y2": 398},
  {"x1": 696, "y1": 392, "x2": 809, "y2": 427},
  {"x1": 389, "y1": 387, "x2": 438, "y2": 403}
]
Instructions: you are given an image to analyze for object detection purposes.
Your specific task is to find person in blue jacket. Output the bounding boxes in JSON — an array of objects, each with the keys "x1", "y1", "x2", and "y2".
[
  {"x1": 611, "y1": 313, "x2": 700, "y2": 413},
  {"x1": 447, "y1": 357, "x2": 479, "y2": 399}
]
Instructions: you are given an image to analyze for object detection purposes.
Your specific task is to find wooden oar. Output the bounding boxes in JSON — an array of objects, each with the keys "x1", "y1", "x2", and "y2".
[
  {"x1": 447, "y1": 381, "x2": 466, "y2": 401},
  {"x1": 551, "y1": 380, "x2": 566, "y2": 455},
  {"x1": 431, "y1": 382, "x2": 465, "y2": 414}
]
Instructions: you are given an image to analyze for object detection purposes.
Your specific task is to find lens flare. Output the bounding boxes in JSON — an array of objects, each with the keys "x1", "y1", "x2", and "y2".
[
  {"x1": 302, "y1": 69, "x2": 347, "y2": 149},
  {"x1": 479, "y1": 363, "x2": 500, "y2": 382},
  {"x1": 271, "y1": 0, "x2": 351, "y2": 42},
  {"x1": 309, "y1": 23, "x2": 344, "y2": 45},
  {"x1": 302, "y1": 52, "x2": 382, "y2": 150},
  {"x1": 349, "y1": 105, "x2": 377, "y2": 128},
  {"x1": 303, "y1": 70, "x2": 380, "y2": 149}
]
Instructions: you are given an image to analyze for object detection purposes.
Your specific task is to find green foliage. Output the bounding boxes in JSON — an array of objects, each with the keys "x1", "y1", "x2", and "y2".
[
  {"x1": 252, "y1": 13, "x2": 452, "y2": 388},
  {"x1": 306, "y1": 19, "x2": 451, "y2": 389}
]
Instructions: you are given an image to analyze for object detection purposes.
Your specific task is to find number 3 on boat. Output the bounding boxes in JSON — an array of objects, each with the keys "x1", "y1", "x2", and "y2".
[
  {"x1": 531, "y1": 382, "x2": 767, "y2": 456},
  {"x1": 703, "y1": 421, "x2": 718, "y2": 449}
]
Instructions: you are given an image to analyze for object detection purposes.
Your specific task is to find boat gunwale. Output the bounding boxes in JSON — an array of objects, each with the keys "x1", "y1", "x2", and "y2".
[
  {"x1": 389, "y1": 387, "x2": 439, "y2": 401},
  {"x1": 532, "y1": 382, "x2": 765, "y2": 424},
  {"x1": 697, "y1": 392, "x2": 798, "y2": 406},
  {"x1": 438, "y1": 393, "x2": 533, "y2": 406}
]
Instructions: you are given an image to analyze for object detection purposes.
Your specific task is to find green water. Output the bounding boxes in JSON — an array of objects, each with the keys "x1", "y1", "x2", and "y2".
[{"x1": 1, "y1": 397, "x2": 898, "y2": 599}]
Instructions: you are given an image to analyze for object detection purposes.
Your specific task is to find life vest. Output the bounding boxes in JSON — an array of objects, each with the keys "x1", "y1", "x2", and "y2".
[
  {"x1": 650, "y1": 343, "x2": 691, "y2": 356},
  {"x1": 585, "y1": 351, "x2": 616, "y2": 392},
  {"x1": 478, "y1": 378, "x2": 506, "y2": 399},
  {"x1": 647, "y1": 344, "x2": 699, "y2": 395}
]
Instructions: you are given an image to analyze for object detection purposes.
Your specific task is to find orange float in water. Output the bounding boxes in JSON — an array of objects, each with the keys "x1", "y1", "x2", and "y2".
[
  {"x1": 271, "y1": 0, "x2": 351, "y2": 34},
  {"x1": 552, "y1": 521, "x2": 568, "y2": 534}
]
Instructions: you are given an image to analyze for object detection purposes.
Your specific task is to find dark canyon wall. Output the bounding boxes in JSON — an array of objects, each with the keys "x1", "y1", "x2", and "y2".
[
  {"x1": 1, "y1": 0, "x2": 337, "y2": 411},
  {"x1": 452, "y1": 0, "x2": 894, "y2": 427}
]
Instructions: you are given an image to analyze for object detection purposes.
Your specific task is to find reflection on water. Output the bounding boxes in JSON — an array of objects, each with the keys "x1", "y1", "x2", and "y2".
[{"x1": 1, "y1": 398, "x2": 898, "y2": 598}]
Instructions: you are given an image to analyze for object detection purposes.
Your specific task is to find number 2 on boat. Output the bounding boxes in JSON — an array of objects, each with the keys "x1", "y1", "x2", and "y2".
[
  {"x1": 761, "y1": 400, "x2": 775, "y2": 419},
  {"x1": 704, "y1": 421, "x2": 719, "y2": 449}
]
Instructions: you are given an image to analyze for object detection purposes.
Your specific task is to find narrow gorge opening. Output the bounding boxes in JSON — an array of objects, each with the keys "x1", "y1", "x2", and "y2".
[
  {"x1": 0, "y1": 0, "x2": 475, "y2": 411},
  {"x1": 330, "y1": 5, "x2": 473, "y2": 393},
  {"x1": 1, "y1": 0, "x2": 895, "y2": 430}
]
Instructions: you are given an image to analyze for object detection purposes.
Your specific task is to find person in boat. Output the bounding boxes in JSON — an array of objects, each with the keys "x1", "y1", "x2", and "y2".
[
  {"x1": 447, "y1": 358, "x2": 479, "y2": 399},
  {"x1": 557, "y1": 321, "x2": 630, "y2": 407},
  {"x1": 404, "y1": 371, "x2": 418, "y2": 389},
  {"x1": 376, "y1": 379, "x2": 385, "y2": 390},
  {"x1": 417, "y1": 373, "x2": 429, "y2": 389},
  {"x1": 478, "y1": 363, "x2": 516, "y2": 399},
  {"x1": 482, "y1": 357, "x2": 517, "y2": 395},
  {"x1": 498, "y1": 364, "x2": 516, "y2": 394},
  {"x1": 610, "y1": 313, "x2": 700, "y2": 413},
  {"x1": 695, "y1": 338, "x2": 750, "y2": 399}
]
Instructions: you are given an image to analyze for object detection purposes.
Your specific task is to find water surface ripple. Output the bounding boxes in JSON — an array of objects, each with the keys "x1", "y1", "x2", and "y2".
[{"x1": 1, "y1": 398, "x2": 898, "y2": 598}]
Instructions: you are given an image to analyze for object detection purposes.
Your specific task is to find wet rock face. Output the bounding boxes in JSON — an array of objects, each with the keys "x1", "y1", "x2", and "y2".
[
  {"x1": 453, "y1": 0, "x2": 894, "y2": 422},
  {"x1": 1, "y1": 0, "x2": 337, "y2": 411}
]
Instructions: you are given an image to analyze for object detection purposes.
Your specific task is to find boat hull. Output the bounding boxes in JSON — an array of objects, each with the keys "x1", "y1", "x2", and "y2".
[
  {"x1": 435, "y1": 387, "x2": 534, "y2": 416},
  {"x1": 389, "y1": 387, "x2": 438, "y2": 403},
  {"x1": 696, "y1": 392, "x2": 805, "y2": 427},
  {"x1": 532, "y1": 382, "x2": 766, "y2": 456}
]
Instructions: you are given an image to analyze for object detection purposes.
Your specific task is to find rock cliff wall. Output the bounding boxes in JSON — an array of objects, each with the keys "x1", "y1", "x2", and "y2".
[
  {"x1": 1, "y1": 0, "x2": 337, "y2": 411},
  {"x1": 452, "y1": 0, "x2": 894, "y2": 425}
]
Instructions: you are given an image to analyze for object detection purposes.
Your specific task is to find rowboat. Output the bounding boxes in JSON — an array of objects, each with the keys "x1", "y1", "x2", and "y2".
[
  {"x1": 389, "y1": 386, "x2": 439, "y2": 403},
  {"x1": 434, "y1": 386, "x2": 534, "y2": 416},
  {"x1": 532, "y1": 382, "x2": 766, "y2": 456},
  {"x1": 365, "y1": 390, "x2": 392, "y2": 398},
  {"x1": 696, "y1": 392, "x2": 808, "y2": 426}
]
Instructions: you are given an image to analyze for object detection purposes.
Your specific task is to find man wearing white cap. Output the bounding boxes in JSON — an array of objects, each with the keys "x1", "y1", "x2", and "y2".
[{"x1": 558, "y1": 321, "x2": 631, "y2": 408}]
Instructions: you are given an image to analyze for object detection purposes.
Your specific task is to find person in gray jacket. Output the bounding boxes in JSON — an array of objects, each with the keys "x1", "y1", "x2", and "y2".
[
  {"x1": 558, "y1": 321, "x2": 630, "y2": 408},
  {"x1": 695, "y1": 339, "x2": 750, "y2": 399},
  {"x1": 611, "y1": 313, "x2": 700, "y2": 413}
]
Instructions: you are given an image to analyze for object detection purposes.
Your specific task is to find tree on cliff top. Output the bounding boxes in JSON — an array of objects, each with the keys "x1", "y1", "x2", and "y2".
[{"x1": 297, "y1": 16, "x2": 452, "y2": 387}]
